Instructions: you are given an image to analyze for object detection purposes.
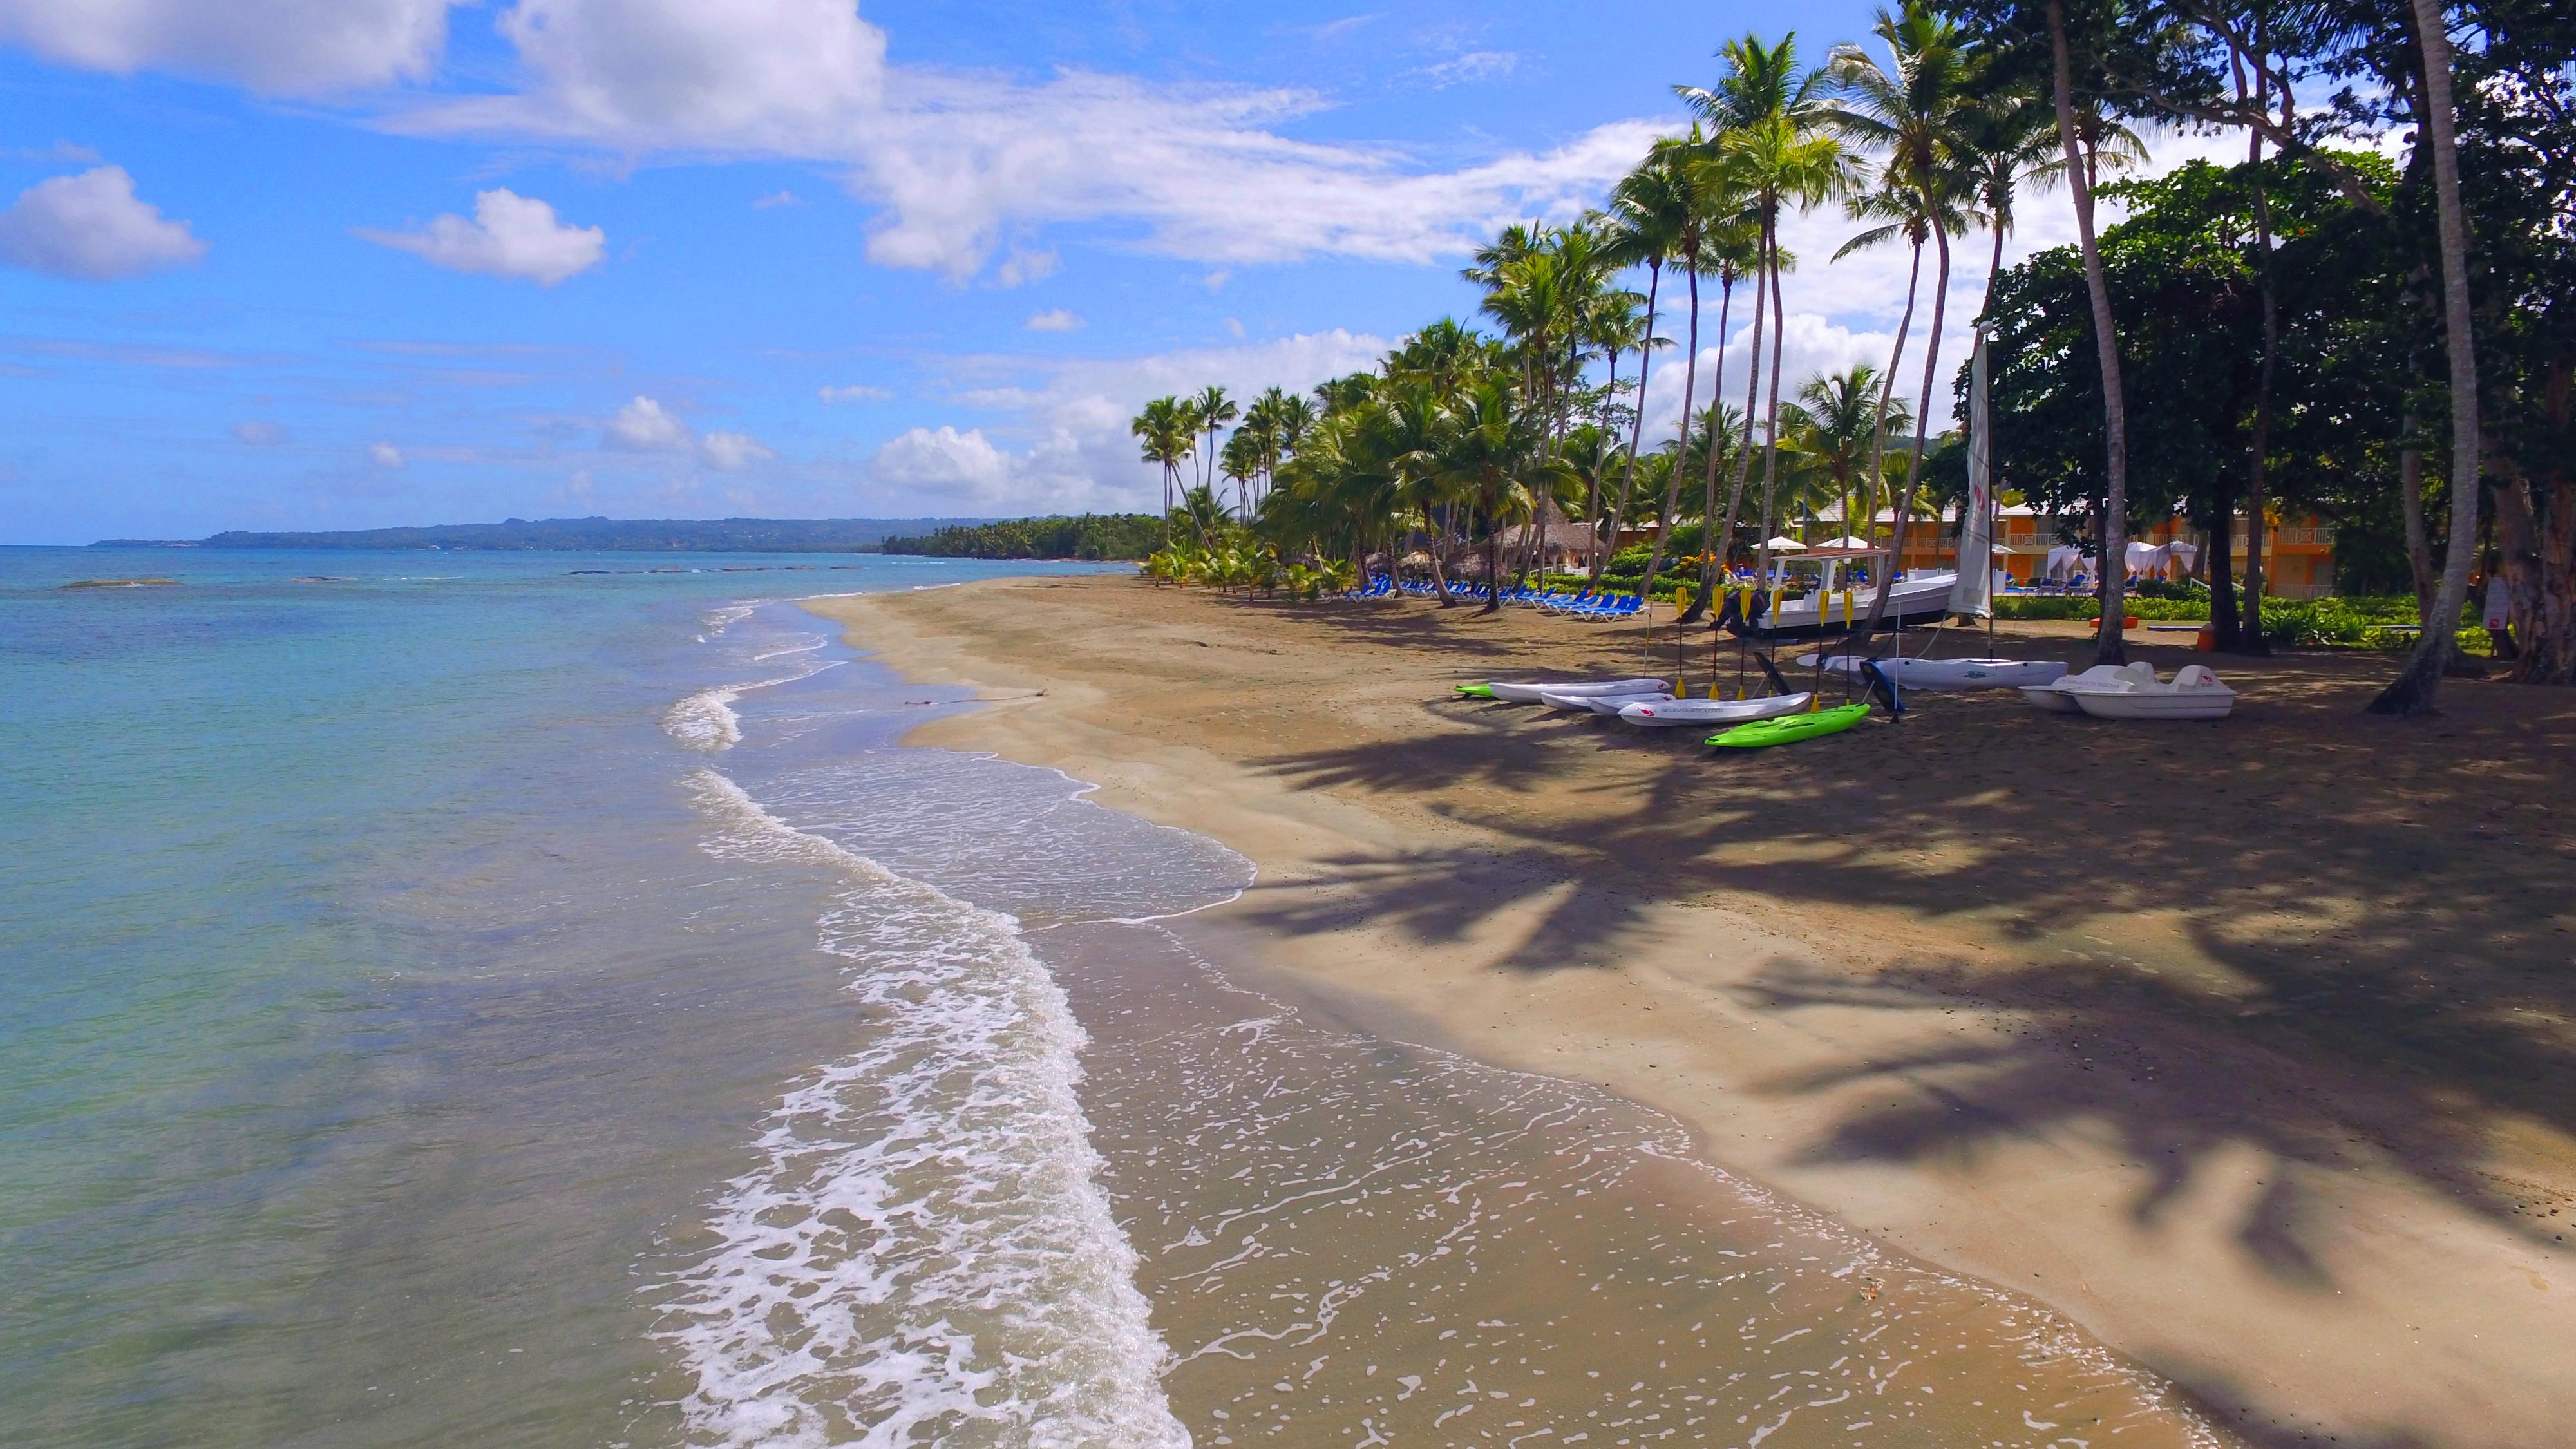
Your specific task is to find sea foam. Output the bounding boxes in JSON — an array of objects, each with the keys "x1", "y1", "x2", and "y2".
[{"x1": 662, "y1": 770, "x2": 1191, "y2": 1449}]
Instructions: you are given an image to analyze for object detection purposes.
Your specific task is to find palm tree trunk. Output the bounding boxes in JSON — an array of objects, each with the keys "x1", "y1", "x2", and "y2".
[
  {"x1": 1424, "y1": 502, "x2": 1455, "y2": 607},
  {"x1": 1681, "y1": 274, "x2": 1739, "y2": 623},
  {"x1": 1755, "y1": 218, "x2": 1791, "y2": 584},
  {"x1": 1636, "y1": 261, "x2": 1703, "y2": 612},
  {"x1": 1870, "y1": 240, "x2": 1925, "y2": 555},
  {"x1": 2398, "y1": 417, "x2": 2434, "y2": 616},
  {"x1": 2046, "y1": 0, "x2": 2132, "y2": 667},
  {"x1": 2371, "y1": 0, "x2": 2482, "y2": 714},
  {"x1": 1595, "y1": 261, "x2": 1663, "y2": 587},
  {"x1": 1718, "y1": 250, "x2": 1770, "y2": 600},
  {"x1": 1863, "y1": 206, "x2": 1955, "y2": 644},
  {"x1": 1587, "y1": 345, "x2": 1620, "y2": 571},
  {"x1": 2238, "y1": 56, "x2": 2278, "y2": 656}
]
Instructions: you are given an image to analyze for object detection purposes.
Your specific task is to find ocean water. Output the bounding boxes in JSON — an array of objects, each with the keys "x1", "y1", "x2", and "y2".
[{"x1": 0, "y1": 547, "x2": 2224, "y2": 1448}]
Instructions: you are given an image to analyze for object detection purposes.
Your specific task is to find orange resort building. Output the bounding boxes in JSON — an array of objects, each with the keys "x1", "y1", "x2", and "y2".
[{"x1": 1803, "y1": 504, "x2": 2340, "y2": 600}]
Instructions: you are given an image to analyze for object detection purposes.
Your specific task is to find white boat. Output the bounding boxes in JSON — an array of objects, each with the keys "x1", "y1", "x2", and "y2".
[
  {"x1": 1618, "y1": 692, "x2": 1814, "y2": 728},
  {"x1": 1537, "y1": 685, "x2": 1671, "y2": 713},
  {"x1": 1797, "y1": 654, "x2": 2067, "y2": 690},
  {"x1": 2069, "y1": 664, "x2": 2237, "y2": 720},
  {"x1": 1488, "y1": 677, "x2": 1668, "y2": 704},
  {"x1": 2018, "y1": 662, "x2": 2157, "y2": 712}
]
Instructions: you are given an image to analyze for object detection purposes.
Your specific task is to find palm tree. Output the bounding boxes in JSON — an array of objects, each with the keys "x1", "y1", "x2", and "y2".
[
  {"x1": 1835, "y1": 175, "x2": 1970, "y2": 545},
  {"x1": 1697, "y1": 40, "x2": 1854, "y2": 586},
  {"x1": 1826, "y1": 3, "x2": 1982, "y2": 642},
  {"x1": 1427, "y1": 375, "x2": 1575, "y2": 614},
  {"x1": 1782, "y1": 366, "x2": 1904, "y2": 540},
  {"x1": 1577, "y1": 284, "x2": 1656, "y2": 565},
  {"x1": 1596, "y1": 152, "x2": 1694, "y2": 589},
  {"x1": 1625, "y1": 129, "x2": 1728, "y2": 614},
  {"x1": 1131, "y1": 396, "x2": 1194, "y2": 546},
  {"x1": 2036, "y1": 0, "x2": 2134, "y2": 665},
  {"x1": 1677, "y1": 211, "x2": 1764, "y2": 618},
  {"x1": 2370, "y1": 0, "x2": 2483, "y2": 714},
  {"x1": 1191, "y1": 384, "x2": 1237, "y2": 495}
]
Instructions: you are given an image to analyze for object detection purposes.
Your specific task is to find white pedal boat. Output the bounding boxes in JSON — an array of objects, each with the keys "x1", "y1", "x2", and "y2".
[
  {"x1": 1618, "y1": 692, "x2": 1815, "y2": 728},
  {"x1": 2065, "y1": 663, "x2": 2237, "y2": 720},
  {"x1": 2018, "y1": 662, "x2": 2157, "y2": 712},
  {"x1": 1488, "y1": 677, "x2": 1668, "y2": 705},
  {"x1": 1798, "y1": 654, "x2": 2068, "y2": 689}
]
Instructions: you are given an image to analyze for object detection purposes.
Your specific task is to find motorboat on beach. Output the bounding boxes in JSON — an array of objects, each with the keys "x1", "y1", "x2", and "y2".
[
  {"x1": 1618, "y1": 692, "x2": 1815, "y2": 728},
  {"x1": 1722, "y1": 550, "x2": 1960, "y2": 637},
  {"x1": 2065, "y1": 663, "x2": 2237, "y2": 720},
  {"x1": 1484, "y1": 677, "x2": 1668, "y2": 704},
  {"x1": 2018, "y1": 662, "x2": 2157, "y2": 713},
  {"x1": 1795, "y1": 653, "x2": 2067, "y2": 690}
]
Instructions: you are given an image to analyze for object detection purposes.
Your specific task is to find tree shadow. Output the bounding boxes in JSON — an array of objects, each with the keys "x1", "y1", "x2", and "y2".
[{"x1": 1224, "y1": 652, "x2": 2576, "y2": 1287}]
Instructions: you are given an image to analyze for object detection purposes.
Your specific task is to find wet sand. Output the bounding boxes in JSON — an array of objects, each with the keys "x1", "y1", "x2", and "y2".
[{"x1": 806, "y1": 575, "x2": 2576, "y2": 1449}]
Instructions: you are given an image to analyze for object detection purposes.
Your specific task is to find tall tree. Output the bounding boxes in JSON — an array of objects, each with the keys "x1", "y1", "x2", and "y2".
[
  {"x1": 1828, "y1": 3, "x2": 1986, "y2": 645},
  {"x1": 1131, "y1": 396, "x2": 1193, "y2": 546},
  {"x1": 1687, "y1": 33, "x2": 1850, "y2": 595},
  {"x1": 2369, "y1": 0, "x2": 2483, "y2": 713},
  {"x1": 1190, "y1": 385, "x2": 1237, "y2": 498},
  {"x1": 1598, "y1": 149, "x2": 1698, "y2": 594}
]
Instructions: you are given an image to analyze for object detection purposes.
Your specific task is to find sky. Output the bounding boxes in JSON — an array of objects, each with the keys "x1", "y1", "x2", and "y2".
[{"x1": 0, "y1": 0, "x2": 2239, "y2": 545}]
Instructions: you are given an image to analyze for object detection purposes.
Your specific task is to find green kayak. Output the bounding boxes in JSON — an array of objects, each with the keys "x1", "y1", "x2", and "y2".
[
  {"x1": 1454, "y1": 683, "x2": 1496, "y2": 698},
  {"x1": 1709, "y1": 702, "x2": 1870, "y2": 748}
]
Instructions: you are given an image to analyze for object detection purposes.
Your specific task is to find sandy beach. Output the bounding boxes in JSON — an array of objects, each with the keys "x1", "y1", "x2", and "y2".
[{"x1": 809, "y1": 574, "x2": 2576, "y2": 1449}]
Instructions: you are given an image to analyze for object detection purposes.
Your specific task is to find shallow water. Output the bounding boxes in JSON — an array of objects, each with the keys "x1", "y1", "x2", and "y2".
[{"x1": 0, "y1": 549, "x2": 2225, "y2": 1448}]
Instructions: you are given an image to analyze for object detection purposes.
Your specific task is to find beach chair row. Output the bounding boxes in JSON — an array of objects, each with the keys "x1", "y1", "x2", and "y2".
[{"x1": 1343, "y1": 574, "x2": 1641, "y2": 620}]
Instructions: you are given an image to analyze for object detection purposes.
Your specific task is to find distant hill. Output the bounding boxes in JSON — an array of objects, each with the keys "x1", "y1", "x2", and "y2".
[{"x1": 97, "y1": 516, "x2": 994, "y2": 553}]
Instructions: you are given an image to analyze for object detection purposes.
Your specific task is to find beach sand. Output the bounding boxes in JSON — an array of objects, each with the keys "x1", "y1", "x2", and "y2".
[{"x1": 808, "y1": 575, "x2": 2576, "y2": 1449}]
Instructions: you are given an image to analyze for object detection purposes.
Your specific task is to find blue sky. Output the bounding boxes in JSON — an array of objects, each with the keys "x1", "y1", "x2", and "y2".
[{"x1": 0, "y1": 0, "x2": 2194, "y2": 544}]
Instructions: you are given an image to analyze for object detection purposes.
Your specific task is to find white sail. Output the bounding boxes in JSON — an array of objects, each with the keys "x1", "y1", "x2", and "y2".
[{"x1": 1948, "y1": 330, "x2": 1994, "y2": 619}]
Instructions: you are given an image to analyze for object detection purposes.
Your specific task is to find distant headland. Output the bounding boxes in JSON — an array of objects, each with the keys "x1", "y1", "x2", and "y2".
[{"x1": 90, "y1": 516, "x2": 992, "y2": 553}]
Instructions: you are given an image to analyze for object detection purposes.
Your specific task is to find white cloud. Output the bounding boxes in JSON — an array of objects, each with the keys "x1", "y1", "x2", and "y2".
[
  {"x1": 423, "y1": 0, "x2": 885, "y2": 150},
  {"x1": 1415, "y1": 50, "x2": 1518, "y2": 88},
  {"x1": 234, "y1": 419, "x2": 287, "y2": 445},
  {"x1": 818, "y1": 383, "x2": 889, "y2": 403},
  {"x1": 0, "y1": 166, "x2": 203, "y2": 280},
  {"x1": 607, "y1": 395, "x2": 692, "y2": 451},
  {"x1": 379, "y1": 3, "x2": 1659, "y2": 283},
  {"x1": 0, "y1": 0, "x2": 455, "y2": 93},
  {"x1": 604, "y1": 394, "x2": 774, "y2": 471},
  {"x1": 701, "y1": 430, "x2": 773, "y2": 471},
  {"x1": 369, "y1": 441, "x2": 405, "y2": 468},
  {"x1": 992, "y1": 245, "x2": 1058, "y2": 287},
  {"x1": 750, "y1": 189, "x2": 800, "y2": 209},
  {"x1": 1025, "y1": 308, "x2": 1083, "y2": 332},
  {"x1": 358, "y1": 188, "x2": 605, "y2": 285}
]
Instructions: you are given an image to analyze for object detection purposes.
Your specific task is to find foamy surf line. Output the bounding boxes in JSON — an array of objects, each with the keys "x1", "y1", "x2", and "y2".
[{"x1": 661, "y1": 770, "x2": 1189, "y2": 1449}]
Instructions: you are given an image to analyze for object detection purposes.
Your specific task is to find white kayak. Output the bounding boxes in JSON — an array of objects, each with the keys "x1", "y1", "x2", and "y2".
[
  {"x1": 1537, "y1": 686, "x2": 1671, "y2": 713},
  {"x1": 2018, "y1": 661, "x2": 2157, "y2": 713},
  {"x1": 1488, "y1": 677, "x2": 1669, "y2": 705},
  {"x1": 2069, "y1": 664, "x2": 2237, "y2": 720},
  {"x1": 1618, "y1": 692, "x2": 1814, "y2": 728},
  {"x1": 1797, "y1": 654, "x2": 2068, "y2": 690}
]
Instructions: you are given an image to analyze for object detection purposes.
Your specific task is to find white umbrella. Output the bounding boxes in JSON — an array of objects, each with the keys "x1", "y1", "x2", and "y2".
[
  {"x1": 1815, "y1": 535, "x2": 1873, "y2": 549},
  {"x1": 1765, "y1": 536, "x2": 1808, "y2": 551}
]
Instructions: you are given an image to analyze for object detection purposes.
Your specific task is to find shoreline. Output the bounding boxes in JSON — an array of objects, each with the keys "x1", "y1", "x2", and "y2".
[{"x1": 805, "y1": 574, "x2": 2576, "y2": 1449}]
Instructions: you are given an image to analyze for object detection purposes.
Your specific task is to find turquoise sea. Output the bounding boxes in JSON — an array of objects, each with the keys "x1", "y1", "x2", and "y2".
[
  {"x1": 0, "y1": 548, "x2": 1151, "y2": 1447},
  {"x1": 1, "y1": 547, "x2": 2224, "y2": 1449}
]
